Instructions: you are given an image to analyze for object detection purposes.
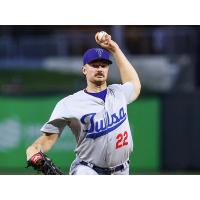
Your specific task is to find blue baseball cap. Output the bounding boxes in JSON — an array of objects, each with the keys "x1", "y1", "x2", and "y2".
[{"x1": 83, "y1": 48, "x2": 112, "y2": 65}]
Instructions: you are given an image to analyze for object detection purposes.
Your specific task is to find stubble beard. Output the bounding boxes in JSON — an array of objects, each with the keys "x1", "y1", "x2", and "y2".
[
  {"x1": 92, "y1": 75, "x2": 107, "y2": 86},
  {"x1": 93, "y1": 79, "x2": 106, "y2": 86}
]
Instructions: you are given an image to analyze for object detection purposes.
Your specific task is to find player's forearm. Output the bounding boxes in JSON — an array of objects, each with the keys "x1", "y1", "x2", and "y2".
[
  {"x1": 113, "y1": 47, "x2": 141, "y2": 94},
  {"x1": 26, "y1": 133, "x2": 58, "y2": 160}
]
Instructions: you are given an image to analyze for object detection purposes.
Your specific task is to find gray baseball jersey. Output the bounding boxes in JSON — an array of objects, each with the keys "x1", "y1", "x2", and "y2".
[{"x1": 40, "y1": 82, "x2": 136, "y2": 168}]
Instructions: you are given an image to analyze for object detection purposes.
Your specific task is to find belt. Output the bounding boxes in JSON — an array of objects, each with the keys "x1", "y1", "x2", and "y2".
[{"x1": 80, "y1": 160, "x2": 129, "y2": 175}]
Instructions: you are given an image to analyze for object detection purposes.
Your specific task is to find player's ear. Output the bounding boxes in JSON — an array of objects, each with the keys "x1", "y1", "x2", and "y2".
[{"x1": 82, "y1": 65, "x2": 87, "y2": 76}]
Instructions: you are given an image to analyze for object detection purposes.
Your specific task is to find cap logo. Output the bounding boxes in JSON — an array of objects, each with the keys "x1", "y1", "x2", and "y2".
[{"x1": 95, "y1": 48, "x2": 104, "y2": 57}]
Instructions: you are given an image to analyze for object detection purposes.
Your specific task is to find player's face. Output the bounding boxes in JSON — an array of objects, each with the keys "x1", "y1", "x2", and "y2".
[{"x1": 82, "y1": 61, "x2": 109, "y2": 85}]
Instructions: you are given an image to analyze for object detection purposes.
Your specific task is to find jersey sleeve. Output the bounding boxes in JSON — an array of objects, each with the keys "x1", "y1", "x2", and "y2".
[
  {"x1": 111, "y1": 82, "x2": 136, "y2": 104},
  {"x1": 120, "y1": 82, "x2": 137, "y2": 104},
  {"x1": 40, "y1": 99, "x2": 70, "y2": 135}
]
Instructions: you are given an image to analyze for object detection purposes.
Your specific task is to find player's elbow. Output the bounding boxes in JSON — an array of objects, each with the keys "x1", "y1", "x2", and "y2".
[
  {"x1": 128, "y1": 76, "x2": 141, "y2": 96},
  {"x1": 132, "y1": 81, "x2": 141, "y2": 100},
  {"x1": 136, "y1": 81, "x2": 141, "y2": 95}
]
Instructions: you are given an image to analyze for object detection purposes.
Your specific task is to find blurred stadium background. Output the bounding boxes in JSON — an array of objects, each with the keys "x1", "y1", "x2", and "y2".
[{"x1": 0, "y1": 25, "x2": 200, "y2": 174}]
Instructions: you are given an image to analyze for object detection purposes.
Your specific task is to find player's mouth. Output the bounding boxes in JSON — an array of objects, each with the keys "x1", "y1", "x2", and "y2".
[{"x1": 95, "y1": 73, "x2": 104, "y2": 78}]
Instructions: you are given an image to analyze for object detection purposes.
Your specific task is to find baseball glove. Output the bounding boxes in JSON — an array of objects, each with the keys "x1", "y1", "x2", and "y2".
[{"x1": 26, "y1": 151, "x2": 64, "y2": 175}]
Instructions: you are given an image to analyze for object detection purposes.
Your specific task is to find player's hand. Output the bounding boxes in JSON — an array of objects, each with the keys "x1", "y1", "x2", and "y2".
[{"x1": 95, "y1": 32, "x2": 119, "y2": 54}]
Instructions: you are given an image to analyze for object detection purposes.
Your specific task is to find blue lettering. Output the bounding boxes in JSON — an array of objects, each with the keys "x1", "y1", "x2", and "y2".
[
  {"x1": 80, "y1": 107, "x2": 127, "y2": 139},
  {"x1": 119, "y1": 107, "x2": 126, "y2": 118},
  {"x1": 95, "y1": 118, "x2": 107, "y2": 132},
  {"x1": 80, "y1": 113, "x2": 96, "y2": 133},
  {"x1": 111, "y1": 113, "x2": 119, "y2": 124},
  {"x1": 106, "y1": 112, "x2": 112, "y2": 127}
]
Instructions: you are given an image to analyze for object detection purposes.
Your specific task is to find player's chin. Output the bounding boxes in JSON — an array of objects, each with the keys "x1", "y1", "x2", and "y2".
[{"x1": 93, "y1": 78, "x2": 106, "y2": 85}]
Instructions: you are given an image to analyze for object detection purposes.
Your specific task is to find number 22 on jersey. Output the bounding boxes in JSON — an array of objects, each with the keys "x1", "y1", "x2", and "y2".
[{"x1": 116, "y1": 131, "x2": 128, "y2": 149}]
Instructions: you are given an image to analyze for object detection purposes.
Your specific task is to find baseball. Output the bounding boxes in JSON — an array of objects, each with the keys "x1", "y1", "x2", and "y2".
[{"x1": 97, "y1": 31, "x2": 106, "y2": 41}]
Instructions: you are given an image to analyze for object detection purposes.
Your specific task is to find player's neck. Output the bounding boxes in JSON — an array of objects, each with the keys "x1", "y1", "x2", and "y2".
[{"x1": 86, "y1": 82, "x2": 107, "y2": 93}]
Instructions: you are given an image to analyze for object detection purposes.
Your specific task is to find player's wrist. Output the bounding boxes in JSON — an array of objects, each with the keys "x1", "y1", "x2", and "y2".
[
  {"x1": 26, "y1": 146, "x2": 40, "y2": 160},
  {"x1": 111, "y1": 44, "x2": 121, "y2": 55}
]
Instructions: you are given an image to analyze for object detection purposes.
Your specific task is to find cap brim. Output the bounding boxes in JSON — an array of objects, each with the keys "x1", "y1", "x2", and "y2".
[{"x1": 88, "y1": 58, "x2": 112, "y2": 65}]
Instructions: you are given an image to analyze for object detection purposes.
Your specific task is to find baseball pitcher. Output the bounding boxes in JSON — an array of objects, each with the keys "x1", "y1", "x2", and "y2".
[{"x1": 26, "y1": 31, "x2": 141, "y2": 175}]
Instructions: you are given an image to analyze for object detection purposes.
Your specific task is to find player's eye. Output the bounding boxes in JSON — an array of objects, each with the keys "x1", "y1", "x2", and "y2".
[
  {"x1": 90, "y1": 63, "x2": 108, "y2": 68},
  {"x1": 91, "y1": 64, "x2": 99, "y2": 68}
]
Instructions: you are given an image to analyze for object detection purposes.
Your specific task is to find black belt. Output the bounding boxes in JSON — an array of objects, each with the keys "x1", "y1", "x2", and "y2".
[{"x1": 80, "y1": 160, "x2": 129, "y2": 175}]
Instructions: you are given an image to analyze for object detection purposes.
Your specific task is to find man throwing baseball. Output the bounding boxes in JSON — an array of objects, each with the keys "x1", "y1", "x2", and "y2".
[{"x1": 26, "y1": 31, "x2": 141, "y2": 175}]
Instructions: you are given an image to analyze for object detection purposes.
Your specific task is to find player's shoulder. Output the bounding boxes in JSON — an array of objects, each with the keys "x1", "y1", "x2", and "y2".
[
  {"x1": 108, "y1": 83, "x2": 122, "y2": 91},
  {"x1": 57, "y1": 90, "x2": 85, "y2": 105},
  {"x1": 108, "y1": 82, "x2": 135, "y2": 95},
  {"x1": 108, "y1": 82, "x2": 134, "y2": 90}
]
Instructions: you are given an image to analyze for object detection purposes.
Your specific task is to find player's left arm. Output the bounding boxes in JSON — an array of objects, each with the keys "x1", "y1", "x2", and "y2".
[{"x1": 95, "y1": 32, "x2": 141, "y2": 99}]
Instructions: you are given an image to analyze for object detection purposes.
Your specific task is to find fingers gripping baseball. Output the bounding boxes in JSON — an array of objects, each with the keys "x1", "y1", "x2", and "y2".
[
  {"x1": 95, "y1": 32, "x2": 111, "y2": 43},
  {"x1": 95, "y1": 31, "x2": 118, "y2": 53},
  {"x1": 95, "y1": 32, "x2": 111, "y2": 47}
]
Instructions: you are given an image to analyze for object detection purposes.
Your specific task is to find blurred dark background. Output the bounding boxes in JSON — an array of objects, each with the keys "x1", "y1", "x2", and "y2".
[{"x1": 0, "y1": 25, "x2": 200, "y2": 174}]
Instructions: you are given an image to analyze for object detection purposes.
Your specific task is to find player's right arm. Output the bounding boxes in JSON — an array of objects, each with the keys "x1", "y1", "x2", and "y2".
[
  {"x1": 26, "y1": 133, "x2": 59, "y2": 160},
  {"x1": 95, "y1": 31, "x2": 141, "y2": 100}
]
